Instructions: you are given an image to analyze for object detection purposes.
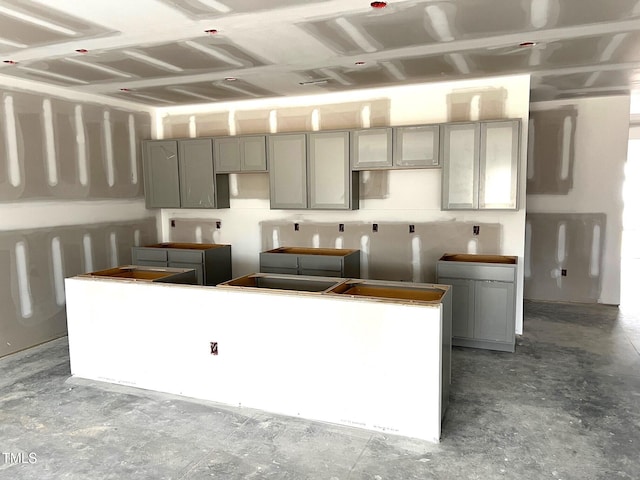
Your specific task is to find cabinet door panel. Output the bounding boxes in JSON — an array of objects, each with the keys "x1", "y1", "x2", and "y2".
[
  {"x1": 474, "y1": 280, "x2": 514, "y2": 343},
  {"x1": 441, "y1": 123, "x2": 479, "y2": 210},
  {"x1": 241, "y1": 136, "x2": 267, "y2": 171},
  {"x1": 144, "y1": 141, "x2": 180, "y2": 208},
  {"x1": 479, "y1": 121, "x2": 519, "y2": 209},
  {"x1": 439, "y1": 277, "x2": 475, "y2": 339},
  {"x1": 351, "y1": 128, "x2": 392, "y2": 169},
  {"x1": 394, "y1": 125, "x2": 440, "y2": 167},
  {"x1": 308, "y1": 131, "x2": 350, "y2": 209},
  {"x1": 179, "y1": 139, "x2": 216, "y2": 208},
  {"x1": 168, "y1": 262, "x2": 204, "y2": 285},
  {"x1": 214, "y1": 138, "x2": 241, "y2": 172},
  {"x1": 269, "y1": 134, "x2": 307, "y2": 209}
]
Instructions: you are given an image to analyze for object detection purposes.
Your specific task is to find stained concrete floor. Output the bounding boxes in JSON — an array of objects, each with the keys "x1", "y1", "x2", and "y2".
[{"x1": 1, "y1": 300, "x2": 639, "y2": 480}]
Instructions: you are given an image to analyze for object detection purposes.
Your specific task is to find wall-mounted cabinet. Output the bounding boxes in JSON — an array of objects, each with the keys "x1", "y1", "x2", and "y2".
[
  {"x1": 143, "y1": 140, "x2": 181, "y2": 208},
  {"x1": 441, "y1": 120, "x2": 520, "y2": 210},
  {"x1": 393, "y1": 125, "x2": 440, "y2": 168},
  {"x1": 269, "y1": 132, "x2": 358, "y2": 210},
  {"x1": 351, "y1": 125, "x2": 440, "y2": 170},
  {"x1": 308, "y1": 131, "x2": 358, "y2": 210},
  {"x1": 214, "y1": 135, "x2": 267, "y2": 173},
  {"x1": 143, "y1": 139, "x2": 229, "y2": 209},
  {"x1": 350, "y1": 128, "x2": 393, "y2": 169},
  {"x1": 269, "y1": 133, "x2": 308, "y2": 209}
]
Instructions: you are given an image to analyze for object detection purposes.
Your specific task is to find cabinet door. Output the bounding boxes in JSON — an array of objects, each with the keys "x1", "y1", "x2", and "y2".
[
  {"x1": 269, "y1": 134, "x2": 307, "y2": 209},
  {"x1": 474, "y1": 280, "x2": 514, "y2": 343},
  {"x1": 179, "y1": 139, "x2": 216, "y2": 208},
  {"x1": 308, "y1": 131, "x2": 351, "y2": 209},
  {"x1": 241, "y1": 136, "x2": 267, "y2": 171},
  {"x1": 351, "y1": 128, "x2": 392, "y2": 169},
  {"x1": 479, "y1": 120, "x2": 519, "y2": 210},
  {"x1": 214, "y1": 137, "x2": 241, "y2": 173},
  {"x1": 143, "y1": 140, "x2": 180, "y2": 208},
  {"x1": 168, "y1": 262, "x2": 204, "y2": 285},
  {"x1": 393, "y1": 125, "x2": 440, "y2": 167},
  {"x1": 441, "y1": 123, "x2": 480, "y2": 210},
  {"x1": 439, "y1": 277, "x2": 475, "y2": 339}
]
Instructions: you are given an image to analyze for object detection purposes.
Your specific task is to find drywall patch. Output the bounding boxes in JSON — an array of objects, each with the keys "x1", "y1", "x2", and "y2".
[
  {"x1": 359, "y1": 170, "x2": 389, "y2": 199},
  {"x1": 317, "y1": 99, "x2": 391, "y2": 130},
  {"x1": 168, "y1": 218, "x2": 223, "y2": 244},
  {"x1": 259, "y1": 220, "x2": 501, "y2": 282},
  {"x1": 446, "y1": 87, "x2": 508, "y2": 122},
  {"x1": 235, "y1": 110, "x2": 270, "y2": 135},
  {"x1": 231, "y1": 173, "x2": 270, "y2": 200},
  {"x1": 527, "y1": 106, "x2": 577, "y2": 194},
  {"x1": 524, "y1": 213, "x2": 605, "y2": 303}
]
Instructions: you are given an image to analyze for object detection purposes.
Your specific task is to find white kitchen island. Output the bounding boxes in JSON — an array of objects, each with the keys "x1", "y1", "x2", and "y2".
[{"x1": 65, "y1": 273, "x2": 451, "y2": 443}]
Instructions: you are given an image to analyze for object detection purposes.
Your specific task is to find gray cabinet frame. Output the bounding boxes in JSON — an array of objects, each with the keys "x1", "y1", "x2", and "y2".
[
  {"x1": 350, "y1": 128, "x2": 393, "y2": 170},
  {"x1": 214, "y1": 135, "x2": 267, "y2": 173},
  {"x1": 441, "y1": 120, "x2": 520, "y2": 211},
  {"x1": 308, "y1": 131, "x2": 358, "y2": 210},
  {"x1": 143, "y1": 140, "x2": 180, "y2": 208},
  {"x1": 393, "y1": 124, "x2": 440, "y2": 168},
  {"x1": 437, "y1": 256, "x2": 517, "y2": 352},
  {"x1": 268, "y1": 133, "x2": 308, "y2": 209},
  {"x1": 144, "y1": 139, "x2": 229, "y2": 209},
  {"x1": 260, "y1": 248, "x2": 360, "y2": 278},
  {"x1": 132, "y1": 244, "x2": 232, "y2": 286}
]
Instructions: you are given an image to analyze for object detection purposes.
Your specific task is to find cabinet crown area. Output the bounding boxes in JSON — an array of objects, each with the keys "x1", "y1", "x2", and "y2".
[{"x1": 142, "y1": 118, "x2": 521, "y2": 211}]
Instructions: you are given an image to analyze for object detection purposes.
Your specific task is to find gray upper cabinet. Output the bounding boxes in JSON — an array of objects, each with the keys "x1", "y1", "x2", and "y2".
[
  {"x1": 308, "y1": 131, "x2": 357, "y2": 210},
  {"x1": 351, "y1": 128, "x2": 392, "y2": 169},
  {"x1": 479, "y1": 121, "x2": 519, "y2": 209},
  {"x1": 143, "y1": 140, "x2": 180, "y2": 208},
  {"x1": 144, "y1": 139, "x2": 229, "y2": 209},
  {"x1": 442, "y1": 120, "x2": 520, "y2": 210},
  {"x1": 214, "y1": 136, "x2": 267, "y2": 173},
  {"x1": 441, "y1": 123, "x2": 480, "y2": 210},
  {"x1": 179, "y1": 139, "x2": 216, "y2": 208},
  {"x1": 393, "y1": 125, "x2": 440, "y2": 168},
  {"x1": 269, "y1": 134, "x2": 308, "y2": 209}
]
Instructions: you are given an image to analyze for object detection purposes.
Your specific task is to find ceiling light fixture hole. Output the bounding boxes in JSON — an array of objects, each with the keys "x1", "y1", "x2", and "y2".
[
  {"x1": 371, "y1": 1, "x2": 387, "y2": 8},
  {"x1": 205, "y1": 29, "x2": 218, "y2": 35}
]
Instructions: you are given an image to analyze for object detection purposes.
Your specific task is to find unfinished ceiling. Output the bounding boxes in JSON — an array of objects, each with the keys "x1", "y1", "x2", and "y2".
[{"x1": 0, "y1": 0, "x2": 639, "y2": 107}]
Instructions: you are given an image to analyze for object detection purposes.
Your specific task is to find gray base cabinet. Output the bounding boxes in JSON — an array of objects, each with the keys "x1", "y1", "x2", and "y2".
[
  {"x1": 260, "y1": 247, "x2": 360, "y2": 278},
  {"x1": 132, "y1": 243, "x2": 232, "y2": 286},
  {"x1": 436, "y1": 253, "x2": 517, "y2": 352}
]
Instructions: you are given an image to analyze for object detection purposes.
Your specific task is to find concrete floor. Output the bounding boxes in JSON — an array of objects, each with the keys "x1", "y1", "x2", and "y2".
[{"x1": 1, "y1": 300, "x2": 639, "y2": 480}]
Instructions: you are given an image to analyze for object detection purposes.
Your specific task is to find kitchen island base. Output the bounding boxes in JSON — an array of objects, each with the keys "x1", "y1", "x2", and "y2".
[{"x1": 65, "y1": 275, "x2": 451, "y2": 443}]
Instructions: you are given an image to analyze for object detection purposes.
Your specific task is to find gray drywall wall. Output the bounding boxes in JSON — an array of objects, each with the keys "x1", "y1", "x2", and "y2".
[
  {"x1": 1, "y1": 87, "x2": 150, "y2": 200},
  {"x1": 0, "y1": 218, "x2": 157, "y2": 357},
  {"x1": 0, "y1": 84, "x2": 155, "y2": 357},
  {"x1": 525, "y1": 213, "x2": 605, "y2": 303},
  {"x1": 526, "y1": 96, "x2": 629, "y2": 305}
]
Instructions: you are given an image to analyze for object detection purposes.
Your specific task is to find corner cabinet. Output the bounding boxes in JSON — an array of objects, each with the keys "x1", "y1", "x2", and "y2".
[
  {"x1": 143, "y1": 139, "x2": 230, "y2": 209},
  {"x1": 436, "y1": 253, "x2": 517, "y2": 352},
  {"x1": 441, "y1": 120, "x2": 520, "y2": 210},
  {"x1": 214, "y1": 136, "x2": 267, "y2": 173},
  {"x1": 269, "y1": 132, "x2": 358, "y2": 210}
]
